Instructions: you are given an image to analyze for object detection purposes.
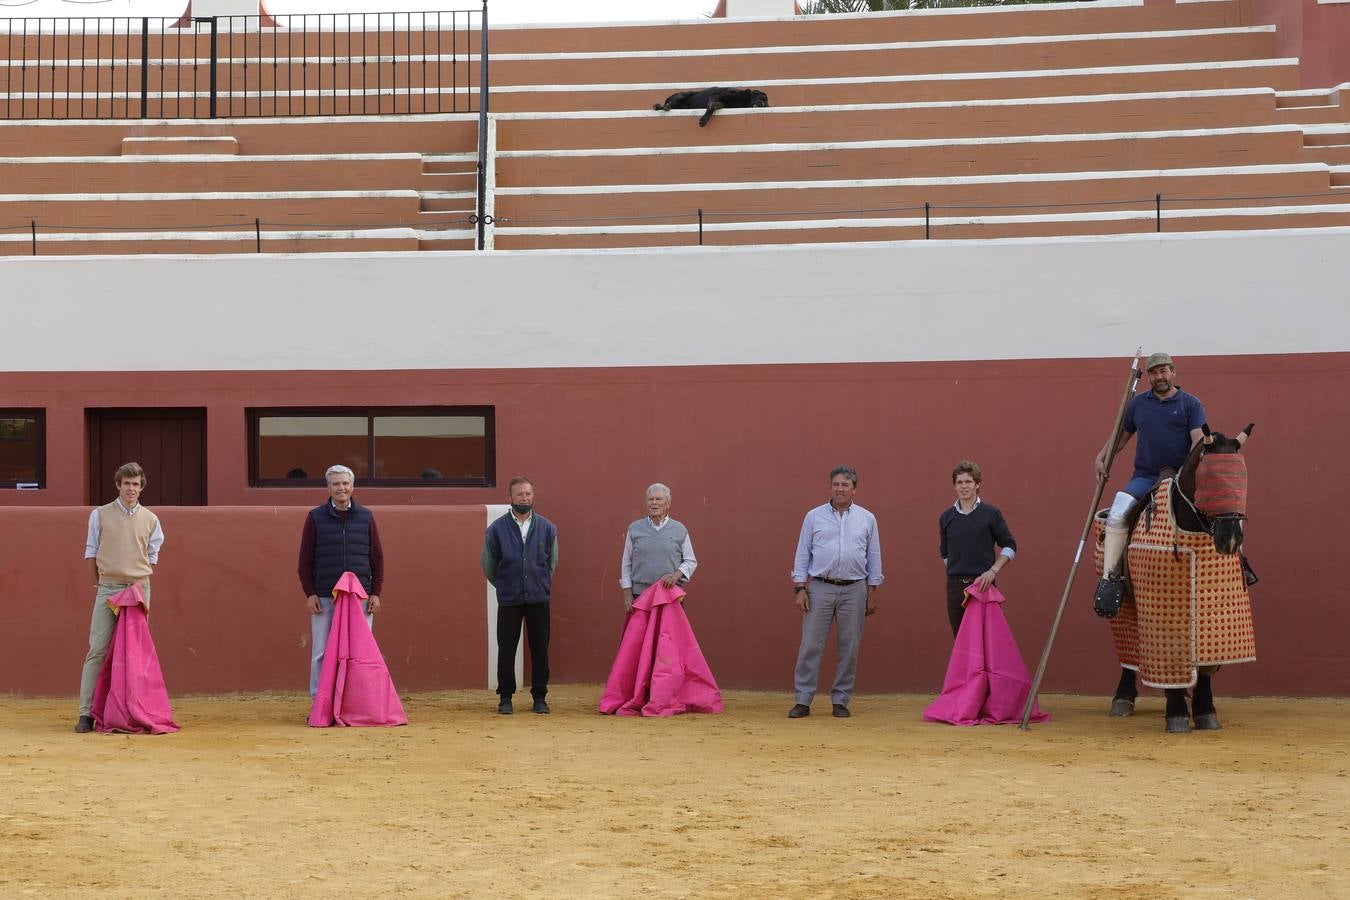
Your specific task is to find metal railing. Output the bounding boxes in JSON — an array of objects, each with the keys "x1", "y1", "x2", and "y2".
[
  {"x1": 0, "y1": 9, "x2": 487, "y2": 120},
  {"x1": 2, "y1": 188, "x2": 1347, "y2": 256}
]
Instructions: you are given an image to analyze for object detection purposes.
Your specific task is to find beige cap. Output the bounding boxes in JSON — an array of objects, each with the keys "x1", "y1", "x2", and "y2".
[{"x1": 1145, "y1": 352, "x2": 1174, "y2": 371}]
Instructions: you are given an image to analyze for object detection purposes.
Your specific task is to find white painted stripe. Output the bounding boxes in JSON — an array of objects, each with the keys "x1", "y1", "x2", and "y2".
[
  {"x1": 1303, "y1": 124, "x2": 1350, "y2": 135},
  {"x1": 495, "y1": 162, "x2": 1330, "y2": 196},
  {"x1": 484, "y1": 504, "x2": 523, "y2": 694},
  {"x1": 2, "y1": 229, "x2": 1348, "y2": 371},
  {"x1": 494, "y1": 87, "x2": 1274, "y2": 121},
  {"x1": 496, "y1": 204, "x2": 1350, "y2": 236},
  {"x1": 488, "y1": 57, "x2": 1298, "y2": 94},
  {"x1": 496, "y1": 124, "x2": 1304, "y2": 159},
  {"x1": 481, "y1": 26, "x2": 1277, "y2": 63},
  {"x1": 0, "y1": 189, "x2": 425, "y2": 201},
  {"x1": 488, "y1": 0, "x2": 1140, "y2": 29},
  {"x1": 0, "y1": 153, "x2": 426, "y2": 165},
  {"x1": 1, "y1": 112, "x2": 476, "y2": 127},
  {"x1": 0, "y1": 227, "x2": 430, "y2": 243}
]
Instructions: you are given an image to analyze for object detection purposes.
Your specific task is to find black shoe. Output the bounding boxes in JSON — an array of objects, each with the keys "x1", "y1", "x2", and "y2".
[
  {"x1": 787, "y1": 703, "x2": 811, "y2": 718},
  {"x1": 497, "y1": 698, "x2": 513, "y2": 715},
  {"x1": 532, "y1": 698, "x2": 550, "y2": 715},
  {"x1": 831, "y1": 704, "x2": 851, "y2": 718},
  {"x1": 73, "y1": 715, "x2": 94, "y2": 734},
  {"x1": 1093, "y1": 576, "x2": 1125, "y2": 619}
]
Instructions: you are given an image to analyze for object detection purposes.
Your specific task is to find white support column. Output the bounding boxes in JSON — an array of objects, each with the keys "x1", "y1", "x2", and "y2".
[
  {"x1": 484, "y1": 504, "x2": 523, "y2": 692},
  {"x1": 483, "y1": 116, "x2": 498, "y2": 251}
]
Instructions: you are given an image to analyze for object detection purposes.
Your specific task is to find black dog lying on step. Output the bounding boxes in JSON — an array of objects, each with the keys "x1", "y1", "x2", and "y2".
[{"x1": 652, "y1": 87, "x2": 769, "y2": 127}]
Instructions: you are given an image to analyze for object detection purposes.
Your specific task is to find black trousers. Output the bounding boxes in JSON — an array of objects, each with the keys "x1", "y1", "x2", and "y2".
[
  {"x1": 497, "y1": 601, "x2": 550, "y2": 699},
  {"x1": 946, "y1": 576, "x2": 978, "y2": 637}
]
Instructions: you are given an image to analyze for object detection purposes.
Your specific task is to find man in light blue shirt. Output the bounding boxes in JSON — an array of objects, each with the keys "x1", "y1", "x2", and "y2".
[{"x1": 789, "y1": 465, "x2": 883, "y2": 719}]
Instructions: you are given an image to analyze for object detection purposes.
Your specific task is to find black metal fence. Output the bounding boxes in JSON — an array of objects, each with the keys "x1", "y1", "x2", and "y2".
[{"x1": 0, "y1": 8, "x2": 487, "y2": 120}]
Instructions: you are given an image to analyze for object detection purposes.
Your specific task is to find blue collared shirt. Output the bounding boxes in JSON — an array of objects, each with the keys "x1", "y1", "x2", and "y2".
[{"x1": 791, "y1": 501, "x2": 883, "y2": 586}]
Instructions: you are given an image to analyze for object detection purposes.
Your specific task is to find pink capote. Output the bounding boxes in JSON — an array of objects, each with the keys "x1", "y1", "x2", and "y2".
[
  {"x1": 90, "y1": 584, "x2": 180, "y2": 735},
  {"x1": 923, "y1": 582, "x2": 1049, "y2": 726},
  {"x1": 308, "y1": 572, "x2": 408, "y2": 728},
  {"x1": 599, "y1": 583, "x2": 724, "y2": 717}
]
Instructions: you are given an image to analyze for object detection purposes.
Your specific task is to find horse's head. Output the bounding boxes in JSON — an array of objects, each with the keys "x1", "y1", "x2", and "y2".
[{"x1": 1182, "y1": 423, "x2": 1253, "y2": 554}]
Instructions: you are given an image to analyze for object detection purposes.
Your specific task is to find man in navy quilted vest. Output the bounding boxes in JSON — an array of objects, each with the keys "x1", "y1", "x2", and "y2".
[
  {"x1": 482, "y1": 476, "x2": 560, "y2": 715},
  {"x1": 297, "y1": 464, "x2": 384, "y2": 697}
]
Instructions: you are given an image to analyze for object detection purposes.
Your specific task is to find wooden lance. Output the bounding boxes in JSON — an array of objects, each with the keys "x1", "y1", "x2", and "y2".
[{"x1": 1019, "y1": 348, "x2": 1143, "y2": 730}]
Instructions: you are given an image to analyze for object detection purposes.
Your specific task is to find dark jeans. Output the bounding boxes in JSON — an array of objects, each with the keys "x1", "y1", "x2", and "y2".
[
  {"x1": 946, "y1": 576, "x2": 977, "y2": 637},
  {"x1": 497, "y1": 601, "x2": 550, "y2": 699}
]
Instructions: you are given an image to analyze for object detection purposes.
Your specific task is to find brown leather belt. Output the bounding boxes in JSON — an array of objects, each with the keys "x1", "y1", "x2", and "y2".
[{"x1": 814, "y1": 577, "x2": 862, "y2": 586}]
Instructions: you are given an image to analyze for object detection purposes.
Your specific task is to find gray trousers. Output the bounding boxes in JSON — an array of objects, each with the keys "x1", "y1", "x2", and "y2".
[
  {"x1": 793, "y1": 580, "x2": 867, "y2": 707},
  {"x1": 78, "y1": 581, "x2": 150, "y2": 717}
]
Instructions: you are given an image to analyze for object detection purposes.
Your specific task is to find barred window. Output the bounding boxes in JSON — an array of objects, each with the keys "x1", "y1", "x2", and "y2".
[{"x1": 248, "y1": 407, "x2": 494, "y2": 487}]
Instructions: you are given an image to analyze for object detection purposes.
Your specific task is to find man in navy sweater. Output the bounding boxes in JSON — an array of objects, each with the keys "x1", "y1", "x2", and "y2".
[
  {"x1": 482, "y1": 476, "x2": 559, "y2": 715},
  {"x1": 939, "y1": 460, "x2": 1017, "y2": 636},
  {"x1": 298, "y1": 464, "x2": 383, "y2": 697}
]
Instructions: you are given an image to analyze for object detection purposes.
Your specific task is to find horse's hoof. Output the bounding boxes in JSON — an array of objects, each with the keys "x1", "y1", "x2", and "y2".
[
  {"x1": 1108, "y1": 697, "x2": 1135, "y2": 717},
  {"x1": 1165, "y1": 715, "x2": 1191, "y2": 734},
  {"x1": 1093, "y1": 578, "x2": 1125, "y2": 618},
  {"x1": 1193, "y1": 712, "x2": 1223, "y2": 731}
]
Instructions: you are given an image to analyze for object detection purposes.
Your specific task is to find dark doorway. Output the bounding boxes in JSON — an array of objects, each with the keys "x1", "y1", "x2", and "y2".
[{"x1": 88, "y1": 408, "x2": 207, "y2": 506}]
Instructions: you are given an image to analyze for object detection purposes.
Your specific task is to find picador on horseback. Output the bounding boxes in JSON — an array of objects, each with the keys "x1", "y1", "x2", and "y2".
[{"x1": 1090, "y1": 352, "x2": 1257, "y2": 733}]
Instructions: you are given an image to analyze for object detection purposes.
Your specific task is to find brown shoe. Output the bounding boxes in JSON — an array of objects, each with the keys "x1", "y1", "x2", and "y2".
[
  {"x1": 787, "y1": 703, "x2": 810, "y2": 718},
  {"x1": 74, "y1": 715, "x2": 94, "y2": 733},
  {"x1": 832, "y1": 704, "x2": 851, "y2": 718}
]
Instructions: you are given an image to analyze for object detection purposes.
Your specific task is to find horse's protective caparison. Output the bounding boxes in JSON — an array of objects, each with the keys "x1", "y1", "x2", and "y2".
[{"x1": 1095, "y1": 424, "x2": 1257, "y2": 733}]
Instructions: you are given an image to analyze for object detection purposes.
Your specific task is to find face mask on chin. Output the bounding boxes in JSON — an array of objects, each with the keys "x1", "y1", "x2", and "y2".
[{"x1": 511, "y1": 503, "x2": 533, "y2": 515}]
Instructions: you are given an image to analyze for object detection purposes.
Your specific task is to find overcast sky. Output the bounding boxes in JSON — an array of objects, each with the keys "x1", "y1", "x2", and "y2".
[{"x1": 0, "y1": 0, "x2": 722, "y2": 24}]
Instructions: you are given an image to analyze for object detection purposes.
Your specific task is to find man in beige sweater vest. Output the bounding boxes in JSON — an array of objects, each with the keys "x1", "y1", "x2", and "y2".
[{"x1": 74, "y1": 462, "x2": 165, "y2": 733}]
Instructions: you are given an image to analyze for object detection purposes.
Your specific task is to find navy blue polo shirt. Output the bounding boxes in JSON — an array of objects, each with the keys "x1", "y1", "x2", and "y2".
[{"x1": 1123, "y1": 387, "x2": 1206, "y2": 477}]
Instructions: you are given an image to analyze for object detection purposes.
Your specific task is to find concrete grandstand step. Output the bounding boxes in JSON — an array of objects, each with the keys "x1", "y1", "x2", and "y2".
[
  {"x1": 482, "y1": 27, "x2": 1279, "y2": 88},
  {"x1": 496, "y1": 89, "x2": 1284, "y2": 151},
  {"x1": 492, "y1": 207, "x2": 1350, "y2": 249},
  {"x1": 0, "y1": 227, "x2": 425, "y2": 256},
  {"x1": 419, "y1": 191, "x2": 477, "y2": 212},
  {"x1": 495, "y1": 126, "x2": 1310, "y2": 188},
  {"x1": 1301, "y1": 145, "x2": 1350, "y2": 165},
  {"x1": 493, "y1": 163, "x2": 1338, "y2": 228},
  {"x1": 488, "y1": 59, "x2": 1301, "y2": 113},
  {"x1": 0, "y1": 116, "x2": 478, "y2": 158},
  {"x1": 487, "y1": 0, "x2": 1252, "y2": 53},
  {"x1": 0, "y1": 190, "x2": 422, "y2": 231},
  {"x1": 0, "y1": 154, "x2": 436, "y2": 193},
  {"x1": 1302, "y1": 125, "x2": 1350, "y2": 146},
  {"x1": 121, "y1": 135, "x2": 238, "y2": 155}
]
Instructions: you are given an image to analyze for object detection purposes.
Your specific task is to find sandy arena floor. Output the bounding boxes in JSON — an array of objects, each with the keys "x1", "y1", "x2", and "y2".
[{"x1": 2, "y1": 687, "x2": 1347, "y2": 899}]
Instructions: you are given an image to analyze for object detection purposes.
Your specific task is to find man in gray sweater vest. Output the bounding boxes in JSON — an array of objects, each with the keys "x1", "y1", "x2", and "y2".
[{"x1": 619, "y1": 483, "x2": 698, "y2": 610}]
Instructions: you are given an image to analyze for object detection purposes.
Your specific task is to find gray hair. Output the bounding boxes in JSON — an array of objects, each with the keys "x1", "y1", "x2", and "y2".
[
  {"x1": 325, "y1": 465, "x2": 356, "y2": 485},
  {"x1": 830, "y1": 465, "x2": 858, "y2": 487},
  {"x1": 646, "y1": 482, "x2": 672, "y2": 501}
]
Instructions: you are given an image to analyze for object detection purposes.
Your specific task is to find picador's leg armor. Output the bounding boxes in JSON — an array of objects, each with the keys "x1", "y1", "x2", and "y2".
[{"x1": 1094, "y1": 492, "x2": 1137, "y2": 618}]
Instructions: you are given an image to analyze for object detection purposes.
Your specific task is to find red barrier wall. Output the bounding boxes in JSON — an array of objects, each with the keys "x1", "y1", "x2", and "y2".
[
  {"x1": 2, "y1": 506, "x2": 487, "y2": 697},
  {"x1": 2, "y1": 352, "x2": 1347, "y2": 697}
]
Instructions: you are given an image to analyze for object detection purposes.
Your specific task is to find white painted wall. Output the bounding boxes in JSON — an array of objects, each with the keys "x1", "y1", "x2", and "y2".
[
  {"x1": 5, "y1": 229, "x2": 1349, "y2": 373},
  {"x1": 724, "y1": 0, "x2": 798, "y2": 17}
]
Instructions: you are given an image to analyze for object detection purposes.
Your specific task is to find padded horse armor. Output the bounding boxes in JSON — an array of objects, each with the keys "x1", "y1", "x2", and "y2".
[{"x1": 1094, "y1": 478, "x2": 1256, "y2": 689}]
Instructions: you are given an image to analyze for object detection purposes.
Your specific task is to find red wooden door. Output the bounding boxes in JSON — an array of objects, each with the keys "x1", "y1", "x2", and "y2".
[{"x1": 88, "y1": 409, "x2": 207, "y2": 506}]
